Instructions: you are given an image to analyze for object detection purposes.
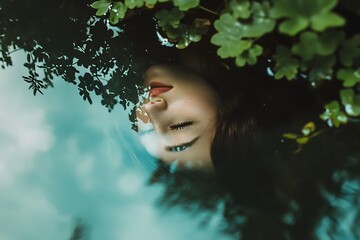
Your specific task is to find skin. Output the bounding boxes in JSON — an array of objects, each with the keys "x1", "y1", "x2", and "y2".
[{"x1": 136, "y1": 64, "x2": 221, "y2": 170}]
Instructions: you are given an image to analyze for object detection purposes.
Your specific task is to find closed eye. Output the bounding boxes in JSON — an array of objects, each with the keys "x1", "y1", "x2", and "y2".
[{"x1": 169, "y1": 121, "x2": 193, "y2": 131}]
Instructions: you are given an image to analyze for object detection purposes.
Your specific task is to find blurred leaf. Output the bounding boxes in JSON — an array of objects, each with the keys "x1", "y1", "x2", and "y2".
[
  {"x1": 109, "y1": 2, "x2": 127, "y2": 24},
  {"x1": 337, "y1": 68, "x2": 360, "y2": 87},
  {"x1": 296, "y1": 137, "x2": 309, "y2": 144},
  {"x1": 273, "y1": 45, "x2": 299, "y2": 80},
  {"x1": 229, "y1": 0, "x2": 251, "y2": 19},
  {"x1": 173, "y1": 0, "x2": 199, "y2": 11},
  {"x1": 279, "y1": 17, "x2": 309, "y2": 36},
  {"x1": 302, "y1": 121, "x2": 316, "y2": 136},
  {"x1": 124, "y1": 0, "x2": 144, "y2": 9},
  {"x1": 320, "y1": 100, "x2": 348, "y2": 127},
  {"x1": 339, "y1": 34, "x2": 360, "y2": 67},
  {"x1": 282, "y1": 133, "x2": 298, "y2": 139},
  {"x1": 91, "y1": 0, "x2": 111, "y2": 16},
  {"x1": 155, "y1": 8, "x2": 184, "y2": 28},
  {"x1": 189, "y1": 18, "x2": 210, "y2": 42},
  {"x1": 311, "y1": 12, "x2": 345, "y2": 31},
  {"x1": 271, "y1": 0, "x2": 342, "y2": 35},
  {"x1": 306, "y1": 55, "x2": 336, "y2": 82},
  {"x1": 340, "y1": 89, "x2": 360, "y2": 116},
  {"x1": 292, "y1": 30, "x2": 344, "y2": 61}
]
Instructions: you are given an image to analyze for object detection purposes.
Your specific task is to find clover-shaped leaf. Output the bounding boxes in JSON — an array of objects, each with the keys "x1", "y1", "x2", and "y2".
[
  {"x1": 311, "y1": 12, "x2": 345, "y2": 32},
  {"x1": 340, "y1": 89, "x2": 360, "y2": 116},
  {"x1": 173, "y1": 0, "x2": 199, "y2": 11},
  {"x1": 306, "y1": 55, "x2": 336, "y2": 82},
  {"x1": 189, "y1": 18, "x2": 210, "y2": 42},
  {"x1": 273, "y1": 45, "x2": 299, "y2": 80},
  {"x1": 155, "y1": 8, "x2": 184, "y2": 28},
  {"x1": 229, "y1": 0, "x2": 251, "y2": 19},
  {"x1": 91, "y1": 0, "x2": 111, "y2": 16},
  {"x1": 320, "y1": 100, "x2": 348, "y2": 127},
  {"x1": 109, "y1": 2, "x2": 127, "y2": 24},
  {"x1": 337, "y1": 68, "x2": 360, "y2": 87},
  {"x1": 235, "y1": 44, "x2": 263, "y2": 66},
  {"x1": 211, "y1": 14, "x2": 252, "y2": 58},
  {"x1": 292, "y1": 30, "x2": 344, "y2": 60},
  {"x1": 124, "y1": 0, "x2": 144, "y2": 9},
  {"x1": 339, "y1": 34, "x2": 360, "y2": 67},
  {"x1": 271, "y1": 0, "x2": 343, "y2": 35},
  {"x1": 302, "y1": 121, "x2": 316, "y2": 136}
]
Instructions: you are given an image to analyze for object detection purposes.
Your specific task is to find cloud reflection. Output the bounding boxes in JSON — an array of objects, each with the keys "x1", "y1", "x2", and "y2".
[{"x1": 0, "y1": 51, "x2": 232, "y2": 240}]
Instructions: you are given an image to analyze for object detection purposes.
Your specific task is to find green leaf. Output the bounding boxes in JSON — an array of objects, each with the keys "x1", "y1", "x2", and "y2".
[
  {"x1": 273, "y1": 45, "x2": 299, "y2": 80},
  {"x1": 340, "y1": 89, "x2": 360, "y2": 116},
  {"x1": 145, "y1": 0, "x2": 157, "y2": 4},
  {"x1": 124, "y1": 0, "x2": 144, "y2": 9},
  {"x1": 339, "y1": 34, "x2": 360, "y2": 67},
  {"x1": 310, "y1": 12, "x2": 345, "y2": 32},
  {"x1": 282, "y1": 133, "x2": 298, "y2": 139},
  {"x1": 320, "y1": 100, "x2": 348, "y2": 127},
  {"x1": 306, "y1": 55, "x2": 336, "y2": 82},
  {"x1": 235, "y1": 44, "x2": 263, "y2": 66},
  {"x1": 292, "y1": 30, "x2": 344, "y2": 60},
  {"x1": 340, "y1": 88, "x2": 354, "y2": 105},
  {"x1": 302, "y1": 121, "x2": 316, "y2": 136},
  {"x1": 296, "y1": 137, "x2": 309, "y2": 144},
  {"x1": 279, "y1": 17, "x2": 309, "y2": 36},
  {"x1": 173, "y1": 0, "x2": 199, "y2": 11},
  {"x1": 155, "y1": 8, "x2": 184, "y2": 28},
  {"x1": 271, "y1": 0, "x2": 341, "y2": 35},
  {"x1": 91, "y1": 0, "x2": 111, "y2": 16},
  {"x1": 229, "y1": 0, "x2": 251, "y2": 19},
  {"x1": 337, "y1": 68, "x2": 360, "y2": 87},
  {"x1": 211, "y1": 13, "x2": 252, "y2": 58},
  {"x1": 109, "y1": 2, "x2": 127, "y2": 24}
]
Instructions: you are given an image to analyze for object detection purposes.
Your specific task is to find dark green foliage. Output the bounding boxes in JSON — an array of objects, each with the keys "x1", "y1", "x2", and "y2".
[{"x1": 88, "y1": 0, "x2": 360, "y2": 130}]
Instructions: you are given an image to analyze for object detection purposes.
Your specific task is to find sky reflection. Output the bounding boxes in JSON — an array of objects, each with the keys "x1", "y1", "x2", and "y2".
[{"x1": 0, "y1": 51, "x2": 233, "y2": 240}]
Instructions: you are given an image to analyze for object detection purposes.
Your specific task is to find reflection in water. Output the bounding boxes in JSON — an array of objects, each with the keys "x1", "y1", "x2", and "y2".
[
  {"x1": 136, "y1": 64, "x2": 220, "y2": 170},
  {"x1": 1, "y1": 1, "x2": 360, "y2": 240}
]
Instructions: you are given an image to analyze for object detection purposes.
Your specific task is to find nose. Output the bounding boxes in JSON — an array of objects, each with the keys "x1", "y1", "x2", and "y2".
[{"x1": 143, "y1": 97, "x2": 167, "y2": 117}]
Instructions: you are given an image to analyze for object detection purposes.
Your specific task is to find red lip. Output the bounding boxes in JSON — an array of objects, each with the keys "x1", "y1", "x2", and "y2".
[{"x1": 149, "y1": 82, "x2": 173, "y2": 97}]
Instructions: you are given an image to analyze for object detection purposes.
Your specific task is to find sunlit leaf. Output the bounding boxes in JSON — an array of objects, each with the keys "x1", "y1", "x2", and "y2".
[
  {"x1": 296, "y1": 137, "x2": 309, "y2": 144},
  {"x1": 91, "y1": 0, "x2": 111, "y2": 16},
  {"x1": 282, "y1": 133, "x2": 298, "y2": 139},
  {"x1": 302, "y1": 121, "x2": 316, "y2": 136},
  {"x1": 109, "y1": 2, "x2": 127, "y2": 24}
]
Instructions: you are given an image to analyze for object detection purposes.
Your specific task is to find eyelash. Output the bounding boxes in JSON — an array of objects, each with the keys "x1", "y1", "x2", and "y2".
[{"x1": 170, "y1": 121, "x2": 193, "y2": 131}]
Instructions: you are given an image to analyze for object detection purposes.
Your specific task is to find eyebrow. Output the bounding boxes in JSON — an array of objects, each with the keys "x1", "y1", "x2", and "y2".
[{"x1": 165, "y1": 136, "x2": 200, "y2": 152}]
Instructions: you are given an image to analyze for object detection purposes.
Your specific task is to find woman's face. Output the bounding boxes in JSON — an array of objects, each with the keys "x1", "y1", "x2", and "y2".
[{"x1": 136, "y1": 64, "x2": 221, "y2": 170}]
